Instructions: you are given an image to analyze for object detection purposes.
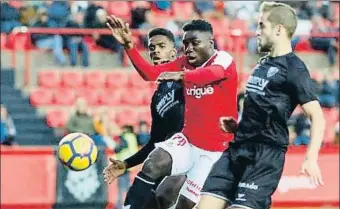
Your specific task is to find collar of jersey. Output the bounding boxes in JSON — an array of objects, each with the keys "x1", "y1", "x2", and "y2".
[{"x1": 197, "y1": 50, "x2": 218, "y2": 69}]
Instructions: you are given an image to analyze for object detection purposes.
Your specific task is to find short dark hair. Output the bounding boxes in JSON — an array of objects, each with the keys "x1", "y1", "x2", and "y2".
[
  {"x1": 148, "y1": 28, "x2": 175, "y2": 43},
  {"x1": 182, "y1": 19, "x2": 213, "y2": 34}
]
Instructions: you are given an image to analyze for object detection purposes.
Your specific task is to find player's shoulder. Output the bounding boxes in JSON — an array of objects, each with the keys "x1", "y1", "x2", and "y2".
[
  {"x1": 212, "y1": 50, "x2": 234, "y2": 68},
  {"x1": 285, "y1": 53, "x2": 308, "y2": 72}
]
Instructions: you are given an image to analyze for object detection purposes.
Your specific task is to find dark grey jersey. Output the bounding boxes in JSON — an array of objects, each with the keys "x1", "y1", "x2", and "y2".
[{"x1": 234, "y1": 52, "x2": 318, "y2": 148}]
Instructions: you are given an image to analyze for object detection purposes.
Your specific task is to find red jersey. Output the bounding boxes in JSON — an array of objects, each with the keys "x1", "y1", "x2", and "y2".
[{"x1": 126, "y1": 48, "x2": 238, "y2": 152}]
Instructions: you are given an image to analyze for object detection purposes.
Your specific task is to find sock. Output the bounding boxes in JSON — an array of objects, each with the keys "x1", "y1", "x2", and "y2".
[{"x1": 124, "y1": 172, "x2": 156, "y2": 209}]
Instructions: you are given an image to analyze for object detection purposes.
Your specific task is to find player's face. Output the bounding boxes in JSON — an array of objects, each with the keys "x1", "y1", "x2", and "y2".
[
  {"x1": 183, "y1": 31, "x2": 214, "y2": 67},
  {"x1": 148, "y1": 35, "x2": 176, "y2": 65},
  {"x1": 256, "y1": 12, "x2": 275, "y2": 53}
]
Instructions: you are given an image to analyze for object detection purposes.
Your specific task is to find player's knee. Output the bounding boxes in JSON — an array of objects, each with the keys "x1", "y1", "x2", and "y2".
[
  {"x1": 142, "y1": 148, "x2": 172, "y2": 179},
  {"x1": 155, "y1": 176, "x2": 185, "y2": 208},
  {"x1": 175, "y1": 195, "x2": 196, "y2": 209}
]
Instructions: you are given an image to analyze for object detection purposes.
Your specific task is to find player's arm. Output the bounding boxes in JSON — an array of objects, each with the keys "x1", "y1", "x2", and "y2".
[
  {"x1": 106, "y1": 15, "x2": 182, "y2": 81},
  {"x1": 157, "y1": 51, "x2": 237, "y2": 85},
  {"x1": 184, "y1": 52, "x2": 236, "y2": 86},
  {"x1": 288, "y1": 62, "x2": 325, "y2": 186},
  {"x1": 124, "y1": 140, "x2": 155, "y2": 169},
  {"x1": 126, "y1": 47, "x2": 183, "y2": 81},
  {"x1": 301, "y1": 101, "x2": 326, "y2": 161},
  {"x1": 123, "y1": 101, "x2": 165, "y2": 169}
]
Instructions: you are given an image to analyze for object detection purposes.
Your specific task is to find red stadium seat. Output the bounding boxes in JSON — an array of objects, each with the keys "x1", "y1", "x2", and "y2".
[
  {"x1": 61, "y1": 71, "x2": 84, "y2": 88},
  {"x1": 29, "y1": 88, "x2": 54, "y2": 106},
  {"x1": 143, "y1": 88, "x2": 155, "y2": 106},
  {"x1": 1, "y1": 33, "x2": 7, "y2": 49},
  {"x1": 46, "y1": 109, "x2": 69, "y2": 128},
  {"x1": 107, "y1": 2, "x2": 131, "y2": 20},
  {"x1": 294, "y1": 38, "x2": 313, "y2": 51},
  {"x1": 138, "y1": 109, "x2": 152, "y2": 125},
  {"x1": 54, "y1": 88, "x2": 76, "y2": 105},
  {"x1": 128, "y1": 72, "x2": 150, "y2": 88},
  {"x1": 115, "y1": 108, "x2": 139, "y2": 126},
  {"x1": 120, "y1": 89, "x2": 145, "y2": 106},
  {"x1": 84, "y1": 71, "x2": 106, "y2": 88},
  {"x1": 172, "y1": 2, "x2": 194, "y2": 20},
  {"x1": 76, "y1": 88, "x2": 99, "y2": 106},
  {"x1": 131, "y1": 1, "x2": 150, "y2": 9},
  {"x1": 98, "y1": 89, "x2": 122, "y2": 106},
  {"x1": 8, "y1": 1, "x2": 23, "y2": 9},
  {"x1": 106, "y1": 71, "x2": 129, "y2": 88},
  {"x1": 38, "y1": 70, "x2": 60, "y2": 88}
]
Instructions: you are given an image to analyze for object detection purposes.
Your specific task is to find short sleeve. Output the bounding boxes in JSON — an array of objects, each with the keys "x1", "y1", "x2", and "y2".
[{"x1": 287, "y1": 61, "x2": 318, "y2": 105}]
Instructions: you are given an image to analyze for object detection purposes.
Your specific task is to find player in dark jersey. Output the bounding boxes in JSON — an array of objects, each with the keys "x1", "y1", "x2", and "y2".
[
  {"x1": 103, "y1": 28, "x2": 186, "y2": 209},
  {"x1": 198, "y1": 2, "x2": 326, "y2": 209}
]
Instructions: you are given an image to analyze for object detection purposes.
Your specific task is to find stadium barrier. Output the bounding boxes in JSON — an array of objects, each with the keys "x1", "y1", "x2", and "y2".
[
  {"x1": 1, "y1": 145, "x2": 338, "y2": 209},
  {"x1": 2, "y1": 28, "x2": 339, "y2": 87}
]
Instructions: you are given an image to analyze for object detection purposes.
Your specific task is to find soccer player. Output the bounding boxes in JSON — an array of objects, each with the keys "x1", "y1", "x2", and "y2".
[
  {"x1": 103, "y1": 28, "x2": 186, "y2": 209},
  {"x1": 197, "y1": 2, "x2": 326, "y2": 209},
  {"x1": 106, "y1": 17, "x2": 238, "y2": 209}
]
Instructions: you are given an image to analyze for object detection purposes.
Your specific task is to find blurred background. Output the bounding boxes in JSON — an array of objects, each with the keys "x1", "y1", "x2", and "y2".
[{"x1": 0, "y1": 1, "x2": 339, "y2": 209}]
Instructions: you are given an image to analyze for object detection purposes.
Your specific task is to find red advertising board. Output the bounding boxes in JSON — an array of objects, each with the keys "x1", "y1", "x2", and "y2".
[{"x1": 272, "y1": 148, "x2": 339, "y2": 207}]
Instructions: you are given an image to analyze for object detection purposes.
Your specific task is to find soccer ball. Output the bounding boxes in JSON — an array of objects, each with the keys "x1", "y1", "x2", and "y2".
[{"x1": 58, "y1": 133, "x2": 98, "y2": 171}]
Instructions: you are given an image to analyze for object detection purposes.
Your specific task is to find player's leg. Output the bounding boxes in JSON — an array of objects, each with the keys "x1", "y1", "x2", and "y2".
[
  {"x1": 124, "y1": 147, "x2": 172, "y2": 209},
  {"x1": 197, "y1": 149, "x2": 239, "y2": 209},
  {"x1": 175, "y1": 147, "x2": 225, "y2": 209},
  {"x1": 155, "y1": 175, "x2": 187, "y2": 209},
  {"x1": 229, "y1": 144, "x2": 285, "y2": 209},
  {"x1": 124, "y1": 133, "x2": 192, "y2": 209}
]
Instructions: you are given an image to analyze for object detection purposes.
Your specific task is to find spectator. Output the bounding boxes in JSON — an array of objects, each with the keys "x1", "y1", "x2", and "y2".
[
  {"x1": 136, "y1": 120, "x2": 150, "y2": 145},
  {"x1": 130, "y1": 2, "x2": 150, "y2": 29},
  {"x1": 309, "y1": 14, "x2": 339, "y2": 69},
  {"x1": 70, "y1": 0, "x2": 88, "y2": 15},
  {"x1": 66, "y1": 97, "x2": 95, "y2": 136},
  {"x1": 31, "y1": 9, "x2": 66, "y2": 66},
  {"x1": 65, "y1": 11, "x2": 89, "y2": 67},
  {"x1": 292, "y1": 113, "x2": 311, "y2": 146},
  {"x1": 152, "y1": 1, "x2": 171, "y2": 12},
  {"x1": 0, "y1": 104, "x2": 16, "y2": 145},
  {"x1": 91, "y1": 9, "x2": 124, "y2": 62},
  {"x1": 114, "y1": 125, "x2": 139, "y2": 209},
  {"x1": 93, "y1": 109, "x2": 121, "y2": 148},
  {"x1": 40, "y1": 0, "x2": 70, "y2": 27},
  {"x1": 1, "y1": 0, "x2": 22, "y2": 33},
  {"x1": 319, "y1": 75, "x2": 338, "y2": 108}
]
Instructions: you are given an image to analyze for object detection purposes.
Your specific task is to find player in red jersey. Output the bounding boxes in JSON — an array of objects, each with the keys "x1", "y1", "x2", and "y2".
[{"x1": 106, "y1": 16, "x2": 238, "y2": 209}]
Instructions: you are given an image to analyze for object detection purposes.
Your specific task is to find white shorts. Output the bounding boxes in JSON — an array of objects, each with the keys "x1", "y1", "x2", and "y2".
[{"x1": 154, "y1": 133, "x2": 222, "y2": 203}]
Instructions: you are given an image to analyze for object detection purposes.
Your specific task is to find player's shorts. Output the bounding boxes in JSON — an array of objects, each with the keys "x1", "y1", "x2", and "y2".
[
  {"x1": 201, "y1": 142, "x2": 285, "y2": 209},
  {"x1": 154, "y1": 133, "x2": 223, "y2": 204}
]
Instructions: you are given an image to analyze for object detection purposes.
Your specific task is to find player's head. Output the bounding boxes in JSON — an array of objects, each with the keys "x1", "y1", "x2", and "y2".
[
  {"x1": 256, "y1": 2, "x2": 297, "y2": 53},
  {"x1": 148, "y1": 28, "x2": 177, "y2": 65},
  {"x1": 182, "y1": 19, "x2": 215, "y2": 67}
]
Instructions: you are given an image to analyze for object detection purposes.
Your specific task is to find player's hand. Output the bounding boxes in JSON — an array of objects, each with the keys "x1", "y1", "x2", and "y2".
[
  {"x1": 157, "y1": 72, "x2": 184, "y2": 82},
  {"x1": 219, "y1": 116, "x2": 238, "y2": 133},
  {"x1": 106, "y1": 15, "x2": 133, "y2": 49},
  {"x1": 103, "y1": 158, "x2": 127, "y2": 184},
  {"x1": 300, "y1": 159, "x2": 324, "y2": 186}
]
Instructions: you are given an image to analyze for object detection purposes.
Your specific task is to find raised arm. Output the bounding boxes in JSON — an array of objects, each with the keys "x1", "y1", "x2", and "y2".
[
  {"x1": 126, "y1": 47, "x2": 184, "y2": 81},
  {"x1": 106, "y1": 15, "x2": 183, "y2": 81}
]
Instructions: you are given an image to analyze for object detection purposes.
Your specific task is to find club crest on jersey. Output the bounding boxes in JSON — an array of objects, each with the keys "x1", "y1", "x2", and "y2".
[{"x1": 267, "y1": 67, "x2": 279, "y2": 78}]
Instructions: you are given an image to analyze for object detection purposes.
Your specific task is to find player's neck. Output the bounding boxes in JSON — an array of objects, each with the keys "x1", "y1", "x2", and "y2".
[{"x1": 269, "y1": 40, "x2": 292, "y2": 57}]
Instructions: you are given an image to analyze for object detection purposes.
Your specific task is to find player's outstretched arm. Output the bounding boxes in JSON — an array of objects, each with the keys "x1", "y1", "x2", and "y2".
[
  {"x1": 106, "y1": 15, "x2": 182, "y2": 81},
  {"x1": 124, "y1": 142, "x2": 156, "y2": 169},
  {"x1": 300, "y1": 100, "x2": 325, "y2": 186}
]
